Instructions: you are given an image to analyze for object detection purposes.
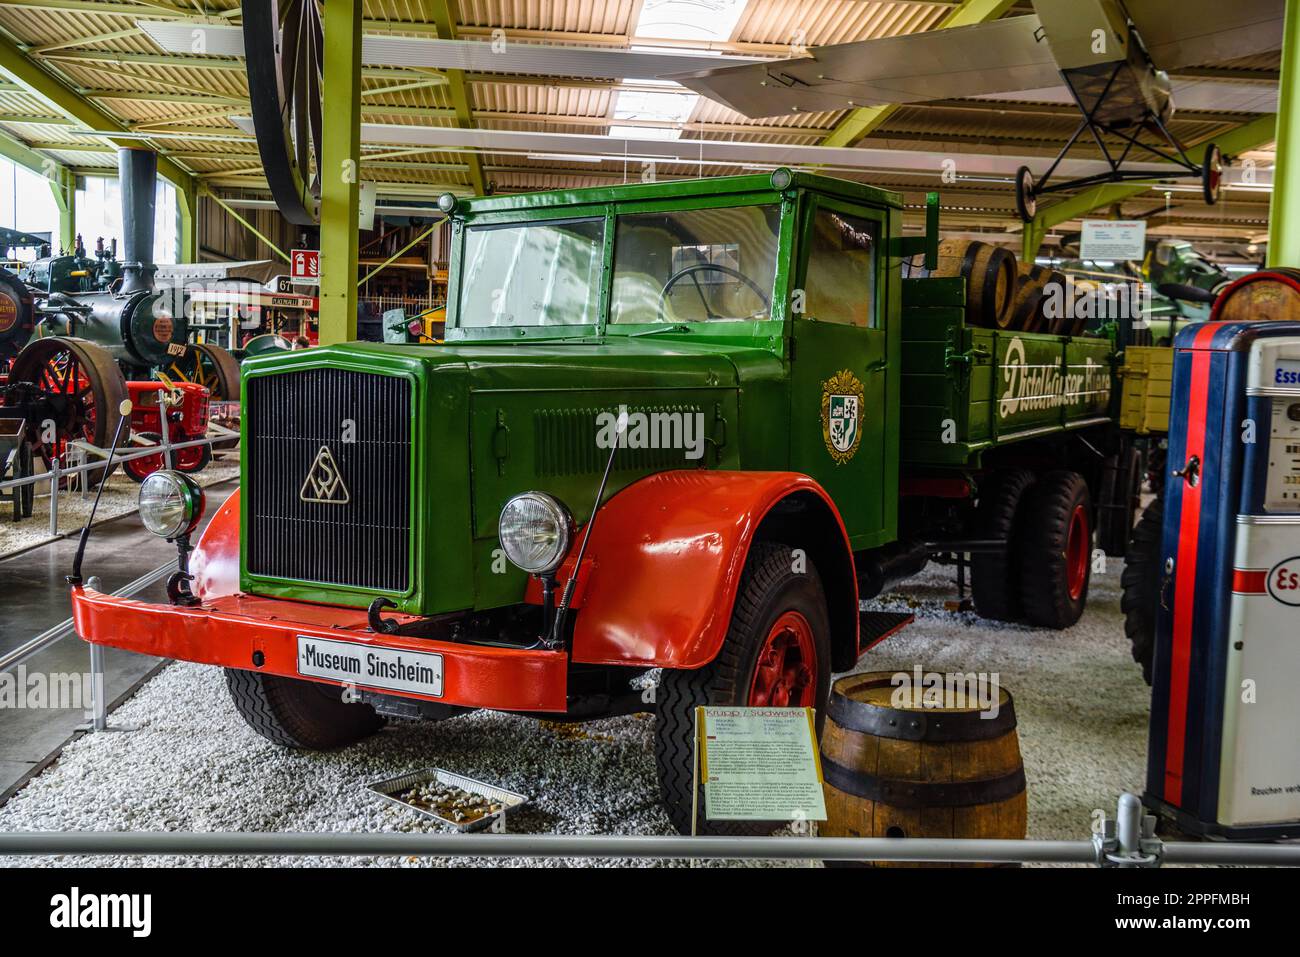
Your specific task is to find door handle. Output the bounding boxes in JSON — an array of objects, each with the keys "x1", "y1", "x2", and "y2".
[
  {"x1": 1172, "y1": 455, "x2": 1200, "y2": 487},
  {"x1": 865, "y1": 357, "x2": 888, "y2": 374}
]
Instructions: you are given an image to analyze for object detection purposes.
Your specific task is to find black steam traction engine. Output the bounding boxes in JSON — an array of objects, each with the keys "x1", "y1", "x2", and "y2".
[{"x1": 0, "y1": 149, "x2": 241, "y2": 511}]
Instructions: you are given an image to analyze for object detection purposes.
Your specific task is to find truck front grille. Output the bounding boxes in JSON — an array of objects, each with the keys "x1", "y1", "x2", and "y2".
[{"x1": 246, "y1": 368, "x2": 412, "y2": 592}]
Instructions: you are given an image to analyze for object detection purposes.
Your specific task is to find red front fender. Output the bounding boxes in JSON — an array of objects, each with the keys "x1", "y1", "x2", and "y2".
[
  {"x1": 190, "y1": 488, "x2": 241, "y2": 600},
  {"x1": 528, "y1": 470, "x2": 859, "y2": 670}
]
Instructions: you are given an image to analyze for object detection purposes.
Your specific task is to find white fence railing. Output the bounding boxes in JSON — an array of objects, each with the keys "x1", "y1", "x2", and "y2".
[{"x1": 0, "y1": 393, "x2": 238, "y2": 536}]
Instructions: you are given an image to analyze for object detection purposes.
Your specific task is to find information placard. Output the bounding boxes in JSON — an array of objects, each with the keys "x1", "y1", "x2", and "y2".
[
  {"x1": 1080, "y1": 220, "x2": 1147, "y2": 261},
  {"x1": 696, "y1": 706, "x2": 826, "y2": 822}
]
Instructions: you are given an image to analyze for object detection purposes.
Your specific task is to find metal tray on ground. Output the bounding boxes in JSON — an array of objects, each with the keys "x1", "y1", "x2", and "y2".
[{"x1": 366, "y1": 767, "x2": 527, "y2": 833}]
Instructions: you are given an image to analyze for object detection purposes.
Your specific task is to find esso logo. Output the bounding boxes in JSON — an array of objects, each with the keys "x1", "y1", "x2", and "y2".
[{"x1": 1266, "y1": 556, "x2": 1300, "y2": 606}]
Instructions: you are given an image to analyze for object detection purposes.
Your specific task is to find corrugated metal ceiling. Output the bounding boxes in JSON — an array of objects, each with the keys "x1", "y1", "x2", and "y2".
[{"x1": 0, "y1": 0, "x2": 1277, "y2": 241}]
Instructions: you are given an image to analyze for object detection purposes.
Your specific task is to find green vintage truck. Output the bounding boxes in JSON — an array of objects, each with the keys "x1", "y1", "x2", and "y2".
[{"x1": 72, "y1": 170, "x2": 1140, "y2": 833}]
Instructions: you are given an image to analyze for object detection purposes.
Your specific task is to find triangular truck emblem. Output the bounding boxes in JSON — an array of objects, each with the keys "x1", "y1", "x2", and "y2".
[{"x1": 300, "y1": 445, "x2": 350, "y2": 504}]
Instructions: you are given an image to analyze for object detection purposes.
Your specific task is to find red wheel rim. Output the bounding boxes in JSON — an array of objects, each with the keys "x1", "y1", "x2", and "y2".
[
  {"x1": 748, "y1": 611, "x2": 817, "y2": 707},
  {"x1": 33, "y1": 349, "x2": 97, "y2": 465},
  {"x1": 1065, "y1": 504, "x2": 1090, "y2": 601}
]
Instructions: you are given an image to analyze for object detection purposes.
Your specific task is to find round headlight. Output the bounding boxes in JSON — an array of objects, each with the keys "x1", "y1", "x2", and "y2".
[
  {"x1": 138, "y1": 470, "x2": 206, "y2": 539},
  {"x1": 437, "y1": 192, "x2": 457, "y2": 213},
  {"x1": 498, "y1": 492, "x2": 573, "y2": 575}
]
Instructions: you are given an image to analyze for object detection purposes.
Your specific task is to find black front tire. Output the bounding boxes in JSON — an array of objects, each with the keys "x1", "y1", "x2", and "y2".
[
  {"x1": 654, "y1": 542, "x2": 832, "y2": 836},
  {"x1": 225, "y1": 668, "x2": 383, "y2": 749},
  {"x1": 971, "y1": 469, "x2": 1038, "y2": 622},
  {"x1": 1120, "y1": 496, "x2": 1164, "y2": 685},
  {"x1": 1018, "y1": 471, "x2": 1093, "y2": 629}
]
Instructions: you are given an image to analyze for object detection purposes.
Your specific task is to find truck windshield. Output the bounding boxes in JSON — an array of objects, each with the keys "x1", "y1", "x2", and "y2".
[
  {"x1": 610, "y1": 204, "x2": 780, "y2": 324},
  {"x1": 458, "y1": 217, "x2": 604, "y2": 327}
]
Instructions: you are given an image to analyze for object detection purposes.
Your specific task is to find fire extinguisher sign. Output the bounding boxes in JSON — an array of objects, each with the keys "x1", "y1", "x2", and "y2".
[{"x1": 290, "y1": 248, "x2": 320, "y2": 284}]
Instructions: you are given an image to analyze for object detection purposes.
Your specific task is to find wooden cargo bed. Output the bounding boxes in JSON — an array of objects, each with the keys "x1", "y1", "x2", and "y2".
[{"x1": 900, "y1": 277, "x2": 1117, "y2": 468}]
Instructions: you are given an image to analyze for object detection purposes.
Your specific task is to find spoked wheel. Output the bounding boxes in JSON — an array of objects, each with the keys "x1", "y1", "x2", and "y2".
[
  {"x1": 166, "y1": 342, "x2": 241, "y2": 400},
  {"x1": 122, "y1": 431, "x2": 209, "y2": 483},
  {"x1": 1202, "y1": 142, "x2": 1223, "y2": 206},
  {"x1": 242, "y1": 0, "x2": 323, "y2": 226},
  {"x1": 655, "y1": 542, "x2": 832, "y2": 836},
  {"x1": 6, "y1": 337, "x2": 127, "y2": 486},
  {"x1": 1015, "y1": 165, "x2": 1038, "y2": 223}
]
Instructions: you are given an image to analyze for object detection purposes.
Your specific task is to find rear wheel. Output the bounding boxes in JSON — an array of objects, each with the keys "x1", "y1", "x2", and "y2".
[
  {"x1": 224, "y1": 668, "x2": 383, "y2": 749},
  {"x1": 971, "y1": 469, "x2": 1038, "y2": 621},
  {"x1": 654, "y1": 542, "x2": 832, "y2": 836},
  {"x1": 1202, "y1": 142, "x2": 1223, "y2": 206},
  {"x1": 1015, "y1": 166, "x2": 1037, "y2": 223},
  {"x1": 7, "y1": 337, "x2": 127, "y2": 486},
  {"x1": 1120, "y1": 496, "x2": 1163, "y2": 685},
  {"x1": 1018, "y1": 471, "x2": 1093, "y2": 629},
  {"x1": 1097, "y1": 446, "x2": 1143, "y2": 557}
]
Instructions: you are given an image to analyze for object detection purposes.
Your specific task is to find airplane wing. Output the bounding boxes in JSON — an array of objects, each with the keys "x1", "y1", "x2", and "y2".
[
  {"x1": 1125, "y1": 0, "x2": 1285, "y2": 69},
  {"x1": 671, "y1": 14, "x2": 1061, "y2": 118}
]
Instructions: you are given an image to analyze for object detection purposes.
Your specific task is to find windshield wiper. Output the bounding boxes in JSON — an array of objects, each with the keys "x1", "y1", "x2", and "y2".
[{"x1": 629, "y1": 324, "x2": 691, "y2": 337}]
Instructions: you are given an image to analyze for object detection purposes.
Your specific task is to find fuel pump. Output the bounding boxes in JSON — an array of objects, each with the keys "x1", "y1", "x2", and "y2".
[{"x1": 1145, "y1": 315, "x2": 1300, "y2": 840}]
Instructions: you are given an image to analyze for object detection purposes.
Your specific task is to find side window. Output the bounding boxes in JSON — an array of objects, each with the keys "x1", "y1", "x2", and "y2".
[{"x1": 804, "y1": 208, "x2": 878, "y2": 328}]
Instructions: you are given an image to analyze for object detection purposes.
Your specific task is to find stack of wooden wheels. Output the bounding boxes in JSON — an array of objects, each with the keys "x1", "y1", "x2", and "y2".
[
  {"x1": 924, "y1": 239, "x2": 1018, "y2": 330},
  {"x1": 1010, "y1": 263, "x2": 1078, "y2": 335},
  {"x1": 914, "y1": 240, "x2": 1086, "y2": 336},
  {"x1": 819, "y1": 671, "x2": 1027, "y2": 866},
  {"x1": 1210, "y1": 268, "x2": 1300, "y2": 323}
]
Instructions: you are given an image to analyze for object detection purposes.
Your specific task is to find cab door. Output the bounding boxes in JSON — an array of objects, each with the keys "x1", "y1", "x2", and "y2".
[{"x1": 788, "y1": 196, "x2": 893, "y2": 550}]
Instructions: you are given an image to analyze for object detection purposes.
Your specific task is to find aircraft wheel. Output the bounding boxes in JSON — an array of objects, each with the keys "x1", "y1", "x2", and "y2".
[
  {"x1": 1202, "y1": 143, "x2": 1223, "y2": 206},
  {"x1": 1015, "y1": 166, "x2": 1038, "y2": 224}
]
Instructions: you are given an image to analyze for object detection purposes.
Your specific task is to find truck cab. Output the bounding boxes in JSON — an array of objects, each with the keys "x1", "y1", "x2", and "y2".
[{"x1": 71, "y1": 170, "x2": 1124, "y2": 835}]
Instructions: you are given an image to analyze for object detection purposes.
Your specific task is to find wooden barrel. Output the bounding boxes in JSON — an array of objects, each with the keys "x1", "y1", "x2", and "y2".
[
  {"x1": 1211, "y1": 269, "x2": 1300, "y2": 324},
  {"x1": 929, "y1": 239, "x2": 1018, "y2": 330},
  {"x1": 1010, "y1": 263, "x2": 1066, "y2": 333},
  {"x1": 820, "y1": 671, "x2": 1027, "y2": 866}
]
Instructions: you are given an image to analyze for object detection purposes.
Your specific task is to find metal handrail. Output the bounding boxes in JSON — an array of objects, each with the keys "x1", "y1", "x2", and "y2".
[
  {"x1": 0, "y1": 828, "x2": 1295, "y2": 866},
  {"x1": 0, "y1": 435, "x2": 223, "y2": 492},
  {"x1": 0, "y1": 563, "x2": 173, "y2": 673}
]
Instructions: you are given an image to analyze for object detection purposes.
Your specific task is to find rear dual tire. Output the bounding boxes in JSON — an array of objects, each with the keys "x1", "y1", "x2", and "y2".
[{"x1": 970, "y1": 469, "x2": 1094, "y2": 629}]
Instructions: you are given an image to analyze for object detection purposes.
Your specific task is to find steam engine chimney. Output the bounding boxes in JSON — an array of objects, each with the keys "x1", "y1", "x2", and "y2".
[{"x1": 118, "y1": 147, "x2": 158, "y2": 294}]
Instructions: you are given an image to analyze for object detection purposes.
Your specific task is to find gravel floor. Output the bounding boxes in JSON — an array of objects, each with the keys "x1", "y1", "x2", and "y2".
[
  {"x1": 0, "y1": 457, "x2": 239, "y2": 558},
  {"x1": 0, "y1": 556, "x2": 1150, "y2": 868}
]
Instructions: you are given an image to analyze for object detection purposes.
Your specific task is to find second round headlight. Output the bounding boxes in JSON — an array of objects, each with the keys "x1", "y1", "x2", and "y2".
[
  {"x1": 138, "y1": 470, "x2": 206, "y2": 539},
  {"x1": 498, "y1": 492, "x2": 573, "y2": 575}
]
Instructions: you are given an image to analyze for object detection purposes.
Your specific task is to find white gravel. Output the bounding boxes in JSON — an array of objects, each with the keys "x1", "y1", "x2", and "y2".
[
  {"x1": 0, "y1": 556, "x2": 1151, "y2": 867},
  {"x1": 0, "y1": 456, "x2": 239, "y2": 558}
]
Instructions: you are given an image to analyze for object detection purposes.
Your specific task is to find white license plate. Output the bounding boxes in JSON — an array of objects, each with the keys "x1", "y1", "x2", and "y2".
[{"x1": 296, "y1": 635, "x2": 443, "y2": 698}]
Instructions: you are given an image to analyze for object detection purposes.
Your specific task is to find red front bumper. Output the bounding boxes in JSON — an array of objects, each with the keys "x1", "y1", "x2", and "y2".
[{"x1": 71, "y1": 587, "x2": 569, "y2": 712}]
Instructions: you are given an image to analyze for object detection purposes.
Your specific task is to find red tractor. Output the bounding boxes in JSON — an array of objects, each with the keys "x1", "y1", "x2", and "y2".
[{"x1": 122, "y1": 377, "x2": 213, "y2": 483}]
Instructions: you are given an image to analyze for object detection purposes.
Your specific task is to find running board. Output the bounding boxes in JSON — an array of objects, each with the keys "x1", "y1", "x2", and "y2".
[{"x1": 858, "y1": 611, "x2": 915, "y2": 653}]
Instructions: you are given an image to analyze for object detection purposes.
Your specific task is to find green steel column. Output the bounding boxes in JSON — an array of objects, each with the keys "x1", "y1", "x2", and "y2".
[
  {"x1": 1269, "y1": 0, "x2": 1300, "y2": 266},
  {"x1": 51, "y1": 166, "x2": 75, "y2": 253},
  {"x1": 318, "y1": 0, "x2": 363, "y2": 345},
  {"x1": 176, "y1": 174, "x2": 198, "y2": 263}
]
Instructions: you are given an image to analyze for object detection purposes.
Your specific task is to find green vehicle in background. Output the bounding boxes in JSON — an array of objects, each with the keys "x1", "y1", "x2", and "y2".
[
  {"x1": 1059, "y1": 237, "x2": 1241, "y2": 344},
  {"x1": 73, "y1": 170, "x2": 1141, "y2": 833}
]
